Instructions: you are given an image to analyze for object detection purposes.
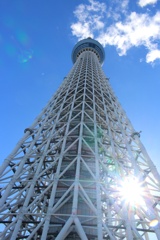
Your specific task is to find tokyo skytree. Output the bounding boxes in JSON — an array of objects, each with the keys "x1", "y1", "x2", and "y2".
[{"x1": 0, "y1": 38, "x2": 160, "y2": 239}]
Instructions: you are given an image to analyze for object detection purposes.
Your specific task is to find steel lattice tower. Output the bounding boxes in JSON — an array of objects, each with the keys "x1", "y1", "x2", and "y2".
[{"x1": 0, "y1": 38, "x2": 160, "y2": 240}]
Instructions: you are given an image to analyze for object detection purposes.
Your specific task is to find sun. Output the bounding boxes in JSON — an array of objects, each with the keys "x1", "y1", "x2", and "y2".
[{"x1": 119, "y1": 176, "x2": 145, "y2": 205}]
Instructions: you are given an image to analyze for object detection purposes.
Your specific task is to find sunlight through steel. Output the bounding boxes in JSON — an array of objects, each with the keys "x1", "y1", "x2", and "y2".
[{"x1": 119, "y1": 177, "x2": 145, "y2": 205}]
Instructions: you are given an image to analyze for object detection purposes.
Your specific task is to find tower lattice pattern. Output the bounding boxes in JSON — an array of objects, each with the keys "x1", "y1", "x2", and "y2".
[{"x1": 0, "y1": 38, "x2": 160, "y2": 240}]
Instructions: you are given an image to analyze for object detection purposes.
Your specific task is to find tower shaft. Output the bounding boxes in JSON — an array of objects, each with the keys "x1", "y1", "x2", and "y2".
[{"x1": 0, "y1": 39, "x2": 160, "y2": 239}]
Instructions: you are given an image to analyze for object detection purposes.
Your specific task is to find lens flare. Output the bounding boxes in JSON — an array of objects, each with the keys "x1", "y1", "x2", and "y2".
[
  {"x1": 119, "y1": 177, "x2": 145, "y2": 205},
  {"x1": 149, "y1": 219, "x2": 159, "y2": 227},
  {"x1": 18, "y1": 49, "x2": 33, "y2": 63}
]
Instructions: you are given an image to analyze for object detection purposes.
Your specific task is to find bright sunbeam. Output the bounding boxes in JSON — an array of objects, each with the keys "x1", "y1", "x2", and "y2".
[
  {"x1": 119, "y1": 177, "x2": 145, "y2": 205},
  {"x1": 149, "y1": 219, "x2": 159, "y2": 227}
]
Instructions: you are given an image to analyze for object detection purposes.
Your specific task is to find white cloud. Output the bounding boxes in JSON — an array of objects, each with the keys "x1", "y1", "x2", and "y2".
[
  {"x1": 71, "y1": 0, "x2": 160, "y2": 63},
  {"x1": 146, "y1": 49, "x2": 160, "y2": 62},
  {"x1": 121, "y1": 0, "x2": 129, "y2": 14},
  {"x1": 71, "y1": 0, "x2": 106, "y2": 40},
  {"x1": 106, "y1": 0, "x2": 129, "y2": 21},
  {"x1": 138, "y1": 0, "x2": 158, "y2": 7},
  {"x1": 97, "y1": 11, "x2": 160, "y2": 60},
  {"x1": 71, "y1": 22, "x2": 94, "y2": 40},
  {"x1": 87, "y1": 0, "x2": 106, "y2": 12}
]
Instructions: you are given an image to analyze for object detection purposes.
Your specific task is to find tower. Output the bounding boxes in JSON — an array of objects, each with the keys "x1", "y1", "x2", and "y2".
[{"x1": 0, "y1": 38, "x2": 160, "y2": 240}]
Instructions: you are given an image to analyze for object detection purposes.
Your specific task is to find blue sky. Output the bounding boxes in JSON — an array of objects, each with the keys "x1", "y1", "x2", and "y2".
[{"x1": 0, "y1": 0, "x2": 160, "y2": 178}]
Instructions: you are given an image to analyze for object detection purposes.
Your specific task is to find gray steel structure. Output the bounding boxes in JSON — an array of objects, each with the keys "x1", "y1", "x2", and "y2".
[{"x1": 0, "y1": 38, "x2": 160, "y2": 240}]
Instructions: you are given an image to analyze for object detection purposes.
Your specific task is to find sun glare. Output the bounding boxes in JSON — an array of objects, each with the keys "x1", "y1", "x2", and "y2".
[
  {"x1": 119, "y1": 177, "x2": 145, "y2": 205},
  {"x1": 149, "y1": 219, "x2": 159, "y2": 227}
]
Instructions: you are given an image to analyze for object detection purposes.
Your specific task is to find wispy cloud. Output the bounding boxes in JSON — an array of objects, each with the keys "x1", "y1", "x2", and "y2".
[
  {"x1": 98, "y1": 12, "x2": 160, "y2": 57},
  {"x1": 138, "y1": 0, "x2": 158, "y2": 7},
  {"x1": 71, "y1": 0, "x2": 160, "y2": 64},
  {"x1": 146, "y1": 49, "x2": 160, "y2": 62},
  {"x1": 71, "y1": 0, "x2": 106, "y2": 40}
]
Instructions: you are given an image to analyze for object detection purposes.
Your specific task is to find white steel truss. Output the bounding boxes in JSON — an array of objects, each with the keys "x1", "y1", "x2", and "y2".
[{"x1": 0, "y1": 38, "x2": 160, "y2": 239}]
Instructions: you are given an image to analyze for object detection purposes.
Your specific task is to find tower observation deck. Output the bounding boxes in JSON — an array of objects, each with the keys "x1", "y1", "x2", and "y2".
[
  {"x1": 0, "y1": 38, "x2": 160, "y2": 240},
  {"x1": 72, "y1": 37, "x2": 105, "y2": 64}
]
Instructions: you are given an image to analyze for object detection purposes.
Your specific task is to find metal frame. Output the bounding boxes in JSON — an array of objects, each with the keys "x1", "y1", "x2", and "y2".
[{"x1": 0, "y1": 39, "x2": 160, "y2": 239}]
